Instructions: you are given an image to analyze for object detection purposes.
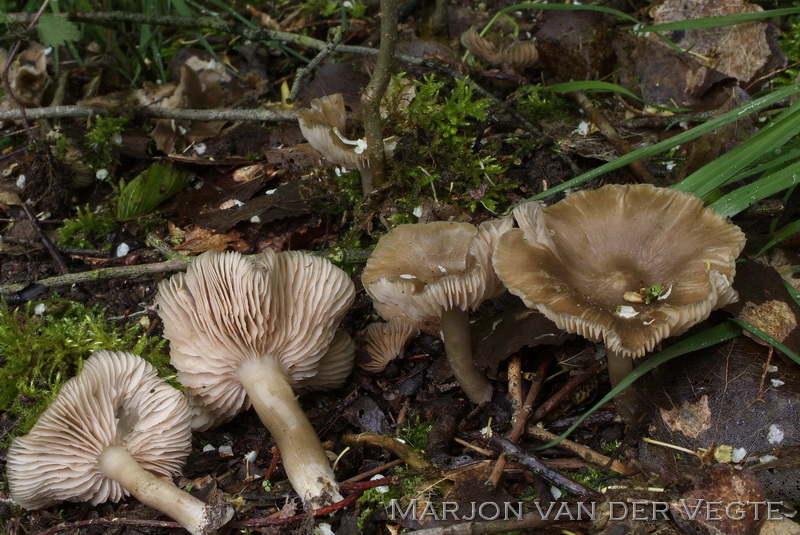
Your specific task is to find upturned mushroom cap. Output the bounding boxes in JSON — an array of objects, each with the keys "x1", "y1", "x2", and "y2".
[
  {"x1": 361, "y1": 218, "x2": 513, "y2": 321},
  {"x1": 297, "y1": 94, "x2": 369, "y2": 171},
  {"x1": 357, "y1": 317, "x2": 420, "y2": 373},
  {"x1": 460, "y1": 26, "x2": 538, "y2": 71},
  {"x1": 493, "y1": 184, "x2": 746, "y2": 358},
  {"x1": 7, "y1": 350, "x2": 191, "y2": 508},
  {"x1": 157, "y1": 249, "x2": 355, "y2": 430}
]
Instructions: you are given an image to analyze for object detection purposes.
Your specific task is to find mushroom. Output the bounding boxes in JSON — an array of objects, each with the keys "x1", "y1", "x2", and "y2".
[
  {"x1": 361, "y1": 218, "x2": 513, "y2": 403},
  {"x1": 156, "y1": 249, "x2": 355, "y2": 508},
  {"x1": 297, "y1": 93, "x2": 398, "y2": 194},
  {"x1": 6, "y1": 350, "x2": 233, "y2": 535},
  {"x1": 357, "y1": 317, "x2": 420, "y2": 373},
  {"x1": 460, "y1": 26, "x2": 539, "y2": 72},
  {"x1": 492, "y1": 184, "x2": 746, "y2": 421}
]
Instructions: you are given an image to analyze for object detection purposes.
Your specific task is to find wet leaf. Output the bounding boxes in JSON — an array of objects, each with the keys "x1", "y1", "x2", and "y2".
[{"x1": 117, "y1": 162, "x2": 190, "y2": 221}]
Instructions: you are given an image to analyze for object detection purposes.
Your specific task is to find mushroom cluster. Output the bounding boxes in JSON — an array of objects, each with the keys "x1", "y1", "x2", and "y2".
[
  {"x1": 492, "y1": 184, "x2": 746, "y2": 419},
  {"x1": 157, "y1": 249, "x2": 355, "y2": 508},
  {"x1": 7, "y1": 350, "x2": 233, "y2": 535}
]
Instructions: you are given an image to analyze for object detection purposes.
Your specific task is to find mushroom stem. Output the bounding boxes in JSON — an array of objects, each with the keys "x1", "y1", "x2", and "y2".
[
  {"x1": 606, "y1": 349, "x2": 644, "y2": 425},
  {"x1": 98, "y1": 445, "x2": 233, "y2": 535},
  {"x1": 441, "y1": 308, "x2": 492, "y2": 404},
  {"x1": 236, "y1": 357, "x2": 343, "y2": 509}
]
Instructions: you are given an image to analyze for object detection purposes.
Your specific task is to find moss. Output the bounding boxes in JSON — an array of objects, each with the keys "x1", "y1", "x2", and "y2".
[
  {"x1": 57, "y1": 204, "x2": 118, "y2": 251},
  {"x1": 0, "y1": 300, "x2": 173, "y2": 441},
  {"x1": 388, "y1": 74, "x2": 516, "y2": 217},
  {"x1": 83, "y1": 115, "x2": 127, "y2": 172}
]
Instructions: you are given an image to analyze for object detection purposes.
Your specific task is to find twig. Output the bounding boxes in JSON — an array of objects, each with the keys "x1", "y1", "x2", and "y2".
[
  {"x1": 531, "y1": 360, "x2": 603, "y2": 422},
  {"x1": 571, "y1": 91, "x2": 657, "y2": 185},
  {"x1": 488, "y1": 435, "x2": 600, "y2": 499},
  {"x1": 22, "y1": 202, "x2": 69, "y2": 275},
  {"x1": 506, "y1": 355, "x2": 523, "y2": 419},
  {"x1": 341, "y1": 433, "x2": 431, "y2": 471},
  {"x1": 360, "y1": 0, "x2": 398, "y2": 193},
  {"x1": 0, "y1": 247, "x2": 372, "y2": 296},
  {"x1": 286, "y1": 26, "x2": 344, "y2": 105},
  {"x1": 525, "y1": 425, "x2": 637, "y2": 476},
  {"x1": 0, "y1": 258, "x2": 190, "y2": 296},
  {"x1": 487, "y1": 357, "x2": 549, "y2": 488},
  {"x1": 342, "y1": 458, "x2": 404, "y2": 483},
  {"x1": 0, "y1": 106, "x2": 296, "y2": 123}
]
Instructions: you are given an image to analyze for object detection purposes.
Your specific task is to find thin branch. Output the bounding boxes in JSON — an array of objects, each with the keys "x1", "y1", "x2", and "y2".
[
  {"x1": 286, "y1": 26, "x2": 345, "y2": 105},
  {"x1": 525, "y1": 425, "x2": 637, "y2": 476},
  {"x1": 487, "y1": 357, "x2": 549, "y2": 488},
  {"x1": 0, "y1": 106, "x2": 296, "y2": 122},
  {"x1": 488, "y1": 435, "x2": 600, "y2": 499},
  {"x1": 572, "y1": 91, "x2": 657, "y2": 185},
  {"x1": 360, "y1": 0, "x2": 398, "y2": 193},
  {"x1": 22, "y1": 202, "x2": 69, "y2": 275},
  {"x1": 0, "y1": 258, "x2": 190, "y2": 296}
]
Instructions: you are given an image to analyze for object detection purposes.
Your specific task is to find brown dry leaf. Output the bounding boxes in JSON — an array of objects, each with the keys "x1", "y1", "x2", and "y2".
[
  {"x1": 650, "y1": 0, "x2": 786, "y2": 88},
  {"x1": 659, "y1": 395, "x2": 712, "y2": 439},
  {"x1": 0, "y1": 182, "x2": 23, "y2": 209},
  {"x1": 175, "y1": 225, "x2": 248, "y2": 254},
  {"x1": 613, "y1": 33, "x2": 733, "y2": 109}
]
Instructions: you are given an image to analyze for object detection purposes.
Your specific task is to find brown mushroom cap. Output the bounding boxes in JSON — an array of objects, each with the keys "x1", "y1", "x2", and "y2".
[
  {"x1": 297, "y1": 94, "x2": 369, "y2": 171},
  {"x1": 7, "y1": 350, "x2": 191, "y2": 508},
  {"x1": 361, "y1": 218, "x2": 513, "y2": 321},
  {"x1": 157, "y1": 249, "x2": 355, "y2": 430},
  {"x1": 493, "y1": 184, "x2": 746, "y2": 358},
  {"x1": 357, "y1": 317, "x2": 420, "y2": 373},
  {"x1": 460, "y1": 26, "x2": 538, "y2": 71}
]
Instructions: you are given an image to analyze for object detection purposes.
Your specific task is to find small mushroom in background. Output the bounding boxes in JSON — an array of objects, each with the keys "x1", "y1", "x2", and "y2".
[
  {"x1": 156, "y1": 249, "x2": 355, "y2": 509},
  {"x1": 357, "y1": 317, "x2": 420, "y2": 373},
  {"x1": 361, "y1": 218, "x2": 513, "y2": 403},
  {"x1": 6, "y1": 350, "x2": 233, "y2": 535},
  {"x1": 492, "y1": 184, "x2": 746, "y2": 422},
  {"x1": 460, "y1": 26, "x2": 539, "y2": 73},
  {"x1": 297, "y1": 93, "x2": 398, "y2": 195}
]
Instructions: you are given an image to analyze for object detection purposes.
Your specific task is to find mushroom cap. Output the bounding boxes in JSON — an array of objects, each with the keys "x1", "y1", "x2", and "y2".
[
  {"x1": 361, "y1": 218, "x2": 513, "y2": 321},
  {"x1": 156, "y1": 249, "x2": 355, "y2": 430},
  {"x1": 7, "y1": 350, "x2": 191, "y2": 509},
  {"x1": 295, "y1": 331, "x2": 355, "y2": 393},
  {"x1": 460, "y1": 26, "x2": 503, "y2": 66},
  {"x1": 297, "y1": 93, "x2": 370, "y2": 171},
  {"x1": 493, "y1": 184, "x2": 746, "y2": 358},
  {"x1": 357, "y1": 317, "x2": 420, "y2": 373}
]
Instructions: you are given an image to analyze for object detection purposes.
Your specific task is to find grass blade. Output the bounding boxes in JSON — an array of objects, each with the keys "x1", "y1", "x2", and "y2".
[
  {"x1": 529, "y1": 83, "x2": 800, "y2": 202},
  {"x1": 674, "y1": 101, "x2": 800, "y2": 200},
  {"x1": 756, "y1": 219, "x2": 800, "y2": 257},
  {"x1": 534, "y1": 322, "x2": 741, "y2": 451},
  {"x1": 732, "y1": 318, "x2": 800, "y2": 366},
  {"x1": 708, "y1": 160, "x2": 800, "y2": 217},
  {"x1": 640, "y1": 8, "x2": 800, "y2": 32}
]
